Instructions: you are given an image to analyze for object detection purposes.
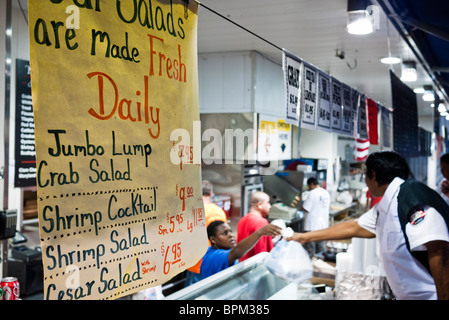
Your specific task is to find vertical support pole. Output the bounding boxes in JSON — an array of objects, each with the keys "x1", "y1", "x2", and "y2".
[{"x1": 2, "y1": 0, "x2": 12, "y2": 279}]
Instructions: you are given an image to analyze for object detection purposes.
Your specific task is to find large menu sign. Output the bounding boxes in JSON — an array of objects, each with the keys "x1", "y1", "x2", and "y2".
[{"x1": 29, "y1": 0, "x2": 206, "y2": 300}]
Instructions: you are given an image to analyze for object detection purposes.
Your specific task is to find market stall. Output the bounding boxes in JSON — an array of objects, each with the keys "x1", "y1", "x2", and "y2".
[{"x1": 1, "y1": 0, "x2": 447, "y2": 301}]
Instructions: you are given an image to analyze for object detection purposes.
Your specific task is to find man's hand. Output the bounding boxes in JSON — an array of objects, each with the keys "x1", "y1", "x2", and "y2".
[
  {"x1": 442, "y1": 180, "x2": 449, "y2": 196},
  {"x1": 286, "y1": 232, "x2": 308, "y2": 244}
]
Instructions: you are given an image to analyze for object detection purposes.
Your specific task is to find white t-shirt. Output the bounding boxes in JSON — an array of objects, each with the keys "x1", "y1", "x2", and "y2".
[{"x1": 303, "y1": 186, "x2": 330, "y2": 231}]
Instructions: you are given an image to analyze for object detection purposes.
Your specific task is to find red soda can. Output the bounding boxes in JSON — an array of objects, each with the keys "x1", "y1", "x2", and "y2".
[{"x1": 1, "y1": 277, "x2": 20, "y2": 300}]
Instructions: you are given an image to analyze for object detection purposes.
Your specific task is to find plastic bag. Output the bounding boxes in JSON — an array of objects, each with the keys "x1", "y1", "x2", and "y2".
[
  {"x1": 336, "y1": 191, "x2": 353, "y2": 205},
  {"x1": 270, "y1": 219, "x2": 294, "y2": 244},
  {"x1": 265, "y1": 239, "x2": 313, "y2": 283}
]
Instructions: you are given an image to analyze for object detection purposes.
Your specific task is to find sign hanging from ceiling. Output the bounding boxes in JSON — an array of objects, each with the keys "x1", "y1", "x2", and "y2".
[
  {"x1": 358, "y1": 95, "x2": 369, "y2": 140},
  {"x1": 283, "y1": 51, "x2": 302, "y2": 126},
  {"x1": 330, "y1": 77, "x2": 342, "y2": 134},
  {"x1": 300, "y1": 62, "x2": 318, "y2": 130},
  {"x1": 316, "y1": 71, "x2": 332, "y2": 133},
  {"x1": 340, "y1": 83, "x2": 353, "y2": 136},
  {"x1": 381, "y1": 105, "x2": 393, "y2": 149},
  {"x1": 351, "y1": 88, "x2": 360, "y2": 137},
  {"x1": 29, "y1": 0, "x2": 206, "y2": 300}
]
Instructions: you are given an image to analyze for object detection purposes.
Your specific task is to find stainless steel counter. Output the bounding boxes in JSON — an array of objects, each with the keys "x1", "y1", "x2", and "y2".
[{"x1": 329, "y1": 202, "x2": 358, "y2": 224}]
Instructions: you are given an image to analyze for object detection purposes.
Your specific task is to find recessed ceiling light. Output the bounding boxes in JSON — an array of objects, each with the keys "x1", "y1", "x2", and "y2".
[{"x1": 413, "y1": 88, "x2": 425, "y2": 94}]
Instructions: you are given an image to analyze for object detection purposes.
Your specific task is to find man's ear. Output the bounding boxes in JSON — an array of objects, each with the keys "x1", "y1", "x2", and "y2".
[{"x1": 371, "y1": 171, "x2": 377, "y2": 182}]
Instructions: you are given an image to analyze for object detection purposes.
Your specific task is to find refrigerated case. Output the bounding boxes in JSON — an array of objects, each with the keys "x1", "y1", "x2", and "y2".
[{"x1": 164, "y1": 253, "x2": 290, "y2": 300}]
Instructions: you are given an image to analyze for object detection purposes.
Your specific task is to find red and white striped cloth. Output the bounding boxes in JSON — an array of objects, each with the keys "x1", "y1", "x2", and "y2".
[{"x1": 353, "y1": 138, "x2": 370, "y2": 161}]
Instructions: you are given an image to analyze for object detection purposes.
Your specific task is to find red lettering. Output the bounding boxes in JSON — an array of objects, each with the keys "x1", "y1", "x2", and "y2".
[
  {"x1": 87, "y1": 72, "x2": 118, "y2": 120},
  {"x1": 147, "y1": 34, "x2": 187, "y2": 82},
  {"x1": 148, "y1": 34, "x2": 164, "y2": 77},
  {"x1": 87, "y1": 72, "x2": 160, "y2": 139}
]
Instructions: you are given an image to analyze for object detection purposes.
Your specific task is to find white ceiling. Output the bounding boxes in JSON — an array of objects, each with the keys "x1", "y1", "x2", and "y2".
[{"x1": 196, "y1": 0, "x2": 435, "y2": 118}]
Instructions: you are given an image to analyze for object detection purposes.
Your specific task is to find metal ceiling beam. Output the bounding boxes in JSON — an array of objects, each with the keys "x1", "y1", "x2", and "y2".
[
  {"x1": 432, "y1": 67, "x2": 449, "y2": 73},
  {"x1": 375, "y1": 0, "x2": 449, "y2": 104},
  {"x1": 400, "y1": 16, "x2": 449, "y2": 44}
]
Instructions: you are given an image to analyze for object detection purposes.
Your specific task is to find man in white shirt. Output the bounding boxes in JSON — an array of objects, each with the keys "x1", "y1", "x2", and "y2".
[
  {"x1": 288, "y1": 151, "x2": 449, "y2": 300},
  {"x1": 301, "y1": 177, "x2": 330, "y2": 257}
]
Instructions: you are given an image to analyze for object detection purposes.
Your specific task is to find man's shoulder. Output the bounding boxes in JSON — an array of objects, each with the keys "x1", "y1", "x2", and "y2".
[
  {"x1": 313, "y1": 187, "x2": 330, "y2": 197},
  {"x1": 240, "y1": 212, "x2": 267, "y2": 225},
  {"x1": 205, "y1": 202, "x2": 224, "y2": 211},
  {"x1": 205, "y1": 246, "x2": 230, "y2": 258}
]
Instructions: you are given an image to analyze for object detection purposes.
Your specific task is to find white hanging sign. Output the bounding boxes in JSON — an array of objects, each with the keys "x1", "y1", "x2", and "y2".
[
  {"x1": 316, "y1": 71, "x2": 332, "y2": 132},
  {"x1": 282, "y1": 51, "x2": 302, "y2": 126},
  {"x1": 300, "y1": 62, "x2": 318, "y2": 130}
]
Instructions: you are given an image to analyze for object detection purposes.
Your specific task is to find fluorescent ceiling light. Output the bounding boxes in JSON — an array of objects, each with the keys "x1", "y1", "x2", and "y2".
[
  {"x1": 422, "y1": 93, "x2": 435, "y2": 102},
  {"x1": 413, "y1": 88, "x2": 425, "y2": 94},
  {"x1": 400, "y1": 61, "x2": 417, "y2": 82},
  {"x1": 401, "y1": 68, "x2": 417, "y2": 82},
  {"x1": 423, "y1": 93, "x2": 435, "y2": 101},
  {"x1": 381, "y1": 56, "x2": 401, "y2": 64},
  {"x1": 423, "y1": 85, "x2": 435, "y2": 102},
  {"x1": 381, "y1": 15, "x2": 399, "y2": 65}
]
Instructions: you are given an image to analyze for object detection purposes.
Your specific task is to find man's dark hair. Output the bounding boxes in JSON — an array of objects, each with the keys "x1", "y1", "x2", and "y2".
[
  {"x1": 441, "y1": 153, "x2": 449, "y2": 165},
  {"x1": 207, "y1": 220, "x2": 225, "y2": 239},
  {"x1": 365, "y1": 151, "x2": 410, "y2": 186},
  {"x1": 307, "y1": 177, "x2": 319, "y2": 186}
]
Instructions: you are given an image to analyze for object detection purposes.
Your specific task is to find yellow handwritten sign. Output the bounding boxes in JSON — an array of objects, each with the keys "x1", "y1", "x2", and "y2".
[{"x1": 29, "y1": 0, "x2": 206, "y2": 300}]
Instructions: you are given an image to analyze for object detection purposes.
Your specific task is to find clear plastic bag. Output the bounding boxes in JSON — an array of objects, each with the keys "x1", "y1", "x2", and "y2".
[{"x1": 265, "y1": 239, "x2": 313, "y2": 283}]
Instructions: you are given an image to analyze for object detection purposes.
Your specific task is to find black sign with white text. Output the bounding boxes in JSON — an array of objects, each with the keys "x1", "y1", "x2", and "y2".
[{"x1": 14, "y1": 59, "x2": 36, "y2": 187}]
